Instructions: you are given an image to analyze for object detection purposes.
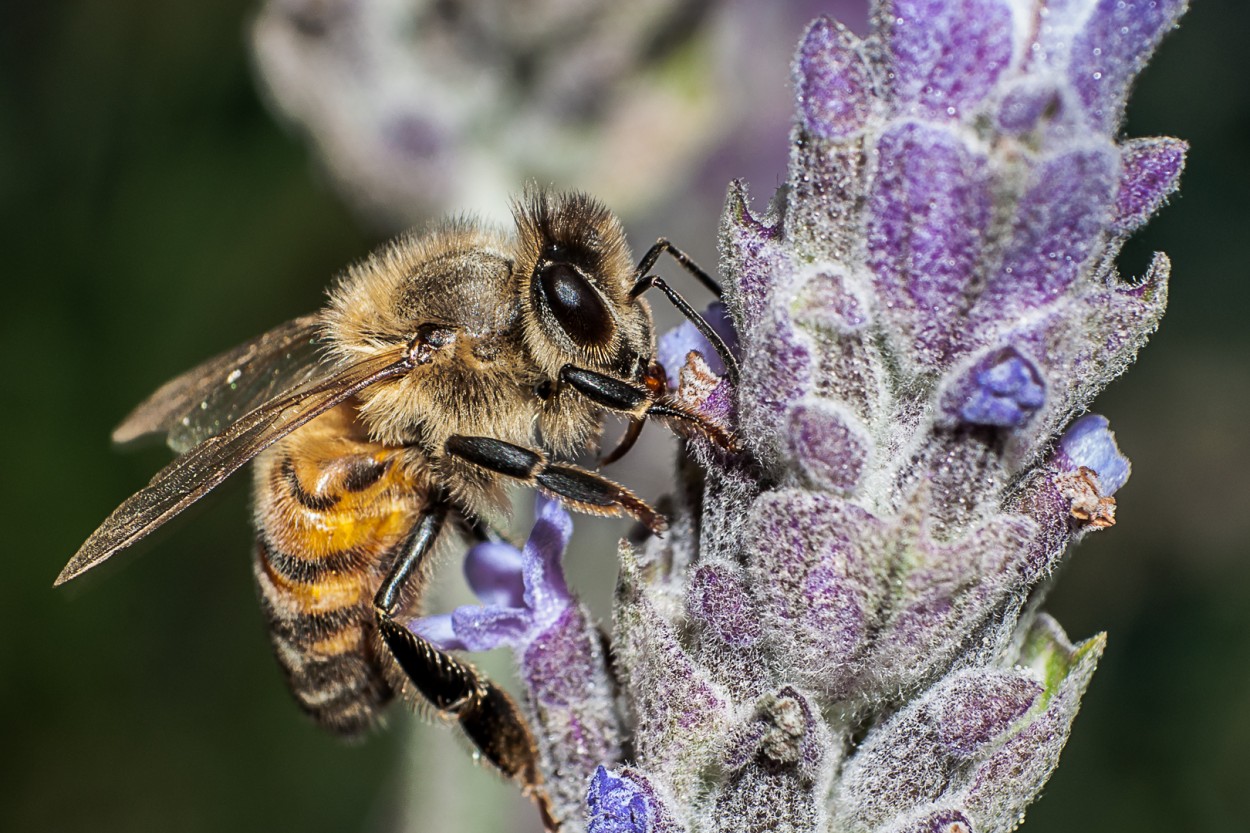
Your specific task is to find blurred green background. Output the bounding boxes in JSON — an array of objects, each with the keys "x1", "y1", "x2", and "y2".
[{"x1": 2, "y1": 1, "x2": 1247, "y2": 832}]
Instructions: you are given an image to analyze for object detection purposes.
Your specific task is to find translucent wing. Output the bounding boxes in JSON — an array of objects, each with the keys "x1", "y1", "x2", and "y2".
[
  {"x1": 113, "y1": 315, "x2": 329, "y2": 454},
  {"x1": 58, "y1": 347, "x2": 413, "y2": 585}
]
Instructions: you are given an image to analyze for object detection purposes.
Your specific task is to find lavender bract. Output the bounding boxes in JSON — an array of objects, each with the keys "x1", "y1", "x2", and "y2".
[{"x1": 417, "y1": 1, "x2": 1188, "y2": 830}]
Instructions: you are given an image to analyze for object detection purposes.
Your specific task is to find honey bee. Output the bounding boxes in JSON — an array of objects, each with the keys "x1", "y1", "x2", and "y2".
[{"x1": 56, "y1": 189, "x2": 736, "y2": 828}]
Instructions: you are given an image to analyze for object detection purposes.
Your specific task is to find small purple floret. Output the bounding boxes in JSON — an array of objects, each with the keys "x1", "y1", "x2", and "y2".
[
  {"x1": 656, "y1": 301, "x2": 737, "y2": 379},
  {"x1": 462, "y1": 541, "x2": 526, "y2": 607},
  {"x1": 586, "y1": 766, "x2": 650, "y2": 833},
  {"x1": 411, "y1": 497, "x2": 573, "y2": 651},
  {"x1": 1056, "y1": 414, "x2": 1131, "y2": 495},
  {"x1": 951, "y1": 348, "x2": 1046, "y2": 428}
]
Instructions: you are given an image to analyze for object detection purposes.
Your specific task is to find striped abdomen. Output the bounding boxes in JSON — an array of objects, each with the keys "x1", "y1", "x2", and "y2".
[{"x1": 251, "y1": 405, "x2": 426, "y2": 735}]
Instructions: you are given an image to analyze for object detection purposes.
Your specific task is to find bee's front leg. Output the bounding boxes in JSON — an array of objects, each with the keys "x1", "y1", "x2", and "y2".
[
  {"x1": 557, "y1": 364, "x2": 735, "y2": 453},
  {"x1": 628, "y1": 238, "x2": 739, "y2": 384}
]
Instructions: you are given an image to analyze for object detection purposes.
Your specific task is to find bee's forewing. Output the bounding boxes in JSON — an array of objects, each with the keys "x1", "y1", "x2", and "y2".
[
  {"x1": 113, "y1": 314, "x2": 327, "y2": 453},
  {"x1": 59, "y1": 348, "x2": 411, "y2": 586}
]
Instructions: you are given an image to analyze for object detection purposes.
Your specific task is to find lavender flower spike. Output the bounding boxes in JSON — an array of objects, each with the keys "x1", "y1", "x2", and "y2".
[{"x1": 422, "y1": 2, "x2": 1188, "y2": 831}]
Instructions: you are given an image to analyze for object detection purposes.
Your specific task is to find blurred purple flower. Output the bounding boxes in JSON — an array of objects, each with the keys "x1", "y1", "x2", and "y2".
[
  {"x1": 946, "y1": 347, "x2": 1047, "y2": 428},
  {"x1": 413, "y1": 496, "x2": 622, "y2": 828}
]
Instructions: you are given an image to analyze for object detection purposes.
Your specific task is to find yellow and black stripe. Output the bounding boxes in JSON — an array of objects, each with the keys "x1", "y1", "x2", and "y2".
[{"x1": 250, "y1": 405, "x2": 426, "y2": 735}]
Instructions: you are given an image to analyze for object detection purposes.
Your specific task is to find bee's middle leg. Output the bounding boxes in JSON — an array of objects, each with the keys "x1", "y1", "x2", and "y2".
[{"x1": 443, "y1": 435, "x2": 667, "y2": 534}]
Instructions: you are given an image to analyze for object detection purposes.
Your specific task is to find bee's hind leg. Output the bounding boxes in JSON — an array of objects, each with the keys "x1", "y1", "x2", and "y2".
[{"x1": 373, "y1": 501, "x2": 557, "y2": 831}]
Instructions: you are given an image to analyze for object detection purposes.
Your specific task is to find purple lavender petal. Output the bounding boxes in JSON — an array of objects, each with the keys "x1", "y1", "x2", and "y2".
[
  {"x1": 587, "y1": 766, "x2": 650, "y2": 833},
  {"x1": 656, "y1": 302, "x2": 737, "y2": 379},
  {"x1": 795, "y1": 16, "x2": 873, "y2": 139},
  {"x1": 1069, "y1": 0, "x2": 1189, "y2": 133},
  {"x1": 867, "y1": 121, "x2": 990, "y2": 362},
  {"x1": 976, "y1": 145, "x2": 1118, "y2": 316},
  {"x1": 786, "y1": 401, "x2": 870, "y2": 491},
  {"x1": 701, "y1": 379, "x2": 735, "y2": 432},
  {"x1": 448, "y1": 604, "x2": 532, "y2": 651},
  {"x1": 1055, "y1": 414, "x2": 1131, "y2": 495},
  {"x1": 413, "y1": 497, "x2": 574, "y2": 652},
  {"x1": 462, "y1": 541, "x2": 526, "y2": 608},
  {"x1": 522, "y1": 497, "x2": 574, "y2": 618},
  {"x1": 616, "y1": 768, "x2": 684, "y2": 833},
  {"x1": 963, "y1": 249, "x2": 1166, "y2": 472},
  {"x1": 886, "y1": 0, "x2": 1013, "y2": 119},
  {"x1": 657, "y1": 320, "x2": 707, "y2": 380},
  {"x1": 408, "y1": 613, "x2": 466, "y2": 651},
  {"x1": 945, "y1": 347, "x2": 1046, "y2": 428},
  {"x1": 1114, "y1": 137, "x2": 1187, "y2": 233}
]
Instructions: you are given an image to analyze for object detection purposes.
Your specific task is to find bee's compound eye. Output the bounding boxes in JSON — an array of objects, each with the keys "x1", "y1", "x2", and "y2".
[{"x1": 537, "y1": 262, "x2": 611, "y2": 347}]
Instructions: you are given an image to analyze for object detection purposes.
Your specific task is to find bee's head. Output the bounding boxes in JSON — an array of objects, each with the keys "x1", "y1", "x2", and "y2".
[{"x1": 513, "y1": 188, "x2": 653, "y2": 382}]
